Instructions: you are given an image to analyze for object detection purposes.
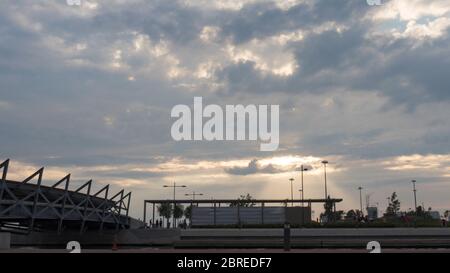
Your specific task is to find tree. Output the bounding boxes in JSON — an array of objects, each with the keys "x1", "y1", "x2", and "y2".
[
  {"x1": 184, "y1": 205, "x2": 193, "y2": 220},
  {"x1": 334, "y1": 210, "x2": 344, "y2": 221},
  {"x1": 385, "y1": 192, "x2": 400, "y2": 216},
  {"x1": 173, "y1": 204, "x2": 184, "y2": 227},
  {"x1": 157, "y1": 203, "x2": 172, "y2": 228},
  {"x1": 229, "y1": 193, "x2": 256, "y2": 207},
  {"x1": 345, "y1": 209, "x2": 363, "y2": 220},
  {"x1": 346, "y1": 209, "x2": 357, "y2": 220},
  {"x1": 416, "y1": 205, "x2": 424, "y2": 216},
  {"x1": 321, "y1": 196, "x2": 334, "y2": 223},
  {"x1": 355, "y1": 209, "x2": 363, "y2": 218}
]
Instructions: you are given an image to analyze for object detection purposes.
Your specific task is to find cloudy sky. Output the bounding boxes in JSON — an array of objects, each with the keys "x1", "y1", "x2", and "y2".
[{"x1": 1, "y1": 0, "x2": 449, "y2": 219}]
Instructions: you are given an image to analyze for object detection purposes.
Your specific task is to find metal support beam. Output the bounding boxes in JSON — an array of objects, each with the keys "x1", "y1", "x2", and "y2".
[
  {"x1": 79, "y1": 180, "x2": 92, "y2": 233},
  {"x1": 27, "y1": 167, "x2": 44, "y2": 233},
  {"x1": 0, "y1": 159, "x2": 10, "y2": 206},
  {"x1": 0, "y1": 160, "x2": 132, "y2": 234},
  {"x1": 56, "y1": 174, "x2": 70, "y2": 233},
  {"x1": 213, "y1": 202, "x2": 216, "y2": 225},
  {"x1": 143, "y1": 200, "x2": 147, "y2": 225},
  {"x1": 261, "y1": 202, "x2": 265, "y2": 225},
  {"x1": 152, "y1": 202, "x2": 155, "y2": 227}
]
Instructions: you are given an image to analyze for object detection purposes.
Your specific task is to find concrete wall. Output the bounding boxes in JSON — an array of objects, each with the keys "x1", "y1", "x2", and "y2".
[
  {"x1": 11, "y1": 228, "x2": 180, "y2": 247},
  {"x1": 181, "y1": 228, "x2": 450, "y2": 237},
  {"x1": 0, "y1": 232, "x2": 11, "y2": 249}
]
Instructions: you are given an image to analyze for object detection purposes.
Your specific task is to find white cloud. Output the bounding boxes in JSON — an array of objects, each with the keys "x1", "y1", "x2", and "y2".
[
  {"x1": 373, "y1": 0, "x2": 450, "y2": 21},
  {"x1": 395, "y1": 17, "x2": 450, "y2": 39},
  {"x1": 383, "y1": 154, "x2": 450, "y2": 172}
]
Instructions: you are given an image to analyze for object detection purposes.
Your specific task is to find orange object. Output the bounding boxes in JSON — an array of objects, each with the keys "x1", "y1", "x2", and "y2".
[{"x1": 112, "y1": 236, "x2": 118, "y2": 251}]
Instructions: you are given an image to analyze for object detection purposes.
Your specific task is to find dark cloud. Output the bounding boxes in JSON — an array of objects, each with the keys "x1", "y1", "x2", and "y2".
[
  {"x1": 220, "y1": 0, "x2": 369, "y2": 44},
  {"x1": 0, "y1": 0, "x2": 448, "y2": 176},
  {"x1": 225, "y1": 159, "x2": 286, "y2": 175}
]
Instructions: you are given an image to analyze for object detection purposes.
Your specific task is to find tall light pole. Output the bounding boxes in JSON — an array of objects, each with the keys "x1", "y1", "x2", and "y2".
[
  {"x1": 163, "y1": 182, "x2": 186, "y2": 228},
  {"x1": 298, "y1": 188, "x2": 306, "y2": 225},
  {"x1": 185, "y1": 191, "x2": 204, "y2": 201},
  {"x1": 185, "y1": 192, "x2": 204, "y2": 207},
  {"x1": 321, "y1": 160, "x2": 329, "y2": 199},
  {"x1": 289, "y1": 178, "x2": 295, "y2": 207},
  {"x1": 358, "y1": 186, "x2": 363, "y2": 216},
  {"x1": 411, "y1": 179, "x2": 417, "y2": 212},
  {"x1": 300, "y1": 165, "x2": 309, "y2": 206}
]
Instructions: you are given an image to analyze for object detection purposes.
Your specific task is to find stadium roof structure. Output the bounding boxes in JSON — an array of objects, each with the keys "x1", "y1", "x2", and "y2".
[{"x1": 0, "y1": 159, "x2": 132, "y2": 234}]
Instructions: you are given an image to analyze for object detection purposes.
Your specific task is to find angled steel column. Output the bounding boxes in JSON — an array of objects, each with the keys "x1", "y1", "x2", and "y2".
[
  {"x1": 52, "y1": 174, "x2": 71, "y2": 234},
  {"x1": 0, "y1": 159, "x2": 9, "y2": 205},
  {"x1": 108, "y1": 189, "x2": 124, "y2": 231},
  {"x1": 86, "y1": 184, "x2": 110, "y2": 224},
  {"x1": 97, "y1": 185, "x2": 110, "y2": 232},
  {"x1": 75, "y1": 180, "x2": 92, "y2": 233},
  {"x1": 23, "y1": 167, "x2": 44, "y2": 233},
  {"x1": 116, "y1": 190, "x2": 124, "y2": 230},
  {"x1": 124, "y1": 192, "x2": 132, "y2": 226}
]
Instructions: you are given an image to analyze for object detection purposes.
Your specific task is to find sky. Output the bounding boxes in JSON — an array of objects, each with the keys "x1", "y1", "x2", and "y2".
[{"x1": 0, "y1": 0, "x2": 449, "y2": 220}]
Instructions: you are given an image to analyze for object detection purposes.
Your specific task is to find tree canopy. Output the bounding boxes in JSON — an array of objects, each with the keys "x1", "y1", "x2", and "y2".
[
  {"x1": 229, "y1": 193, "x2": 256, "y2": 207},
  {"x1": 385, "y1": 192, "x2": 400, "y2": 216}
]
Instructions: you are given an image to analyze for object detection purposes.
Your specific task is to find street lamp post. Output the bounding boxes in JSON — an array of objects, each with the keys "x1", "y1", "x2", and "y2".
[
  {"x1": 298, "y1": 188, "x2": 308, "y2": 225},
  {"x1": 300, "y1": 165, "x2": 310, "y2": 226},
  {"x1": 163, "y1": 182, "x2": 186, "y2": 228},
  {"x1": 289, "y1": 178, "x2": 295, "y2": 207},
  {"x1": 300, "y1": 165, "x2": 309, "y2": 206},
  {"x1": 411, "y1": 180, "x2": 417, "y2": 212},
  {"x1": 358, "y1": 186, "x2": 363, "y2": 216},
  {"x1": 321, "y1": 160, "x2": 329, "y2": 199},
  {"x1": 185, "y1": 192, "x2": 204, "y2": 207},
  {"x1": 185, "y1": 192, "x2": 204, "y2": 201}
]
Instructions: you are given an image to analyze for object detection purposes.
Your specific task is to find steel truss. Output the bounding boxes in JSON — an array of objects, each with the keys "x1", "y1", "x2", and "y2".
[{"x1": 0, "y1": 159, "x2": 131, "y2": 234}]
